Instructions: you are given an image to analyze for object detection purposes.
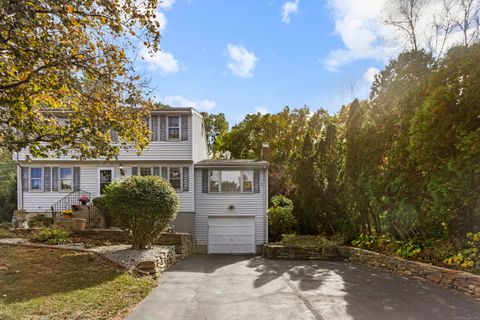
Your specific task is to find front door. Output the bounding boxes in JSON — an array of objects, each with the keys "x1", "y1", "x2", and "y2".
[{"x1": 98, "y1": 167, "x2": 115, "y2": 195}]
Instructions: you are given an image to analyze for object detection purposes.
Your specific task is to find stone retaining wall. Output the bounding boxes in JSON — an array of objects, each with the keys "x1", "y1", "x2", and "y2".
[
  {"x1": 11, "y1": 229, "x2": 193, "y2": 258},
  {"x1": 348, "y1": 247, "x2": 480, "y2": 299},
  {"x1": 263, "y1": 244, "x2": 349, "y2": 260},
  {"x1": 263, "y1": 244, "x2": 480, "y2": 300}
]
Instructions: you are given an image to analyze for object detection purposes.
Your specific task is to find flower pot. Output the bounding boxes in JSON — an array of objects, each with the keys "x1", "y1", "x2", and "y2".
[
  {"x1": 63, "y1": 215, "x2": 72, "y2": 220},
  {"x1": 73, "y1": 218, "x2": 87, "y2": 230}
]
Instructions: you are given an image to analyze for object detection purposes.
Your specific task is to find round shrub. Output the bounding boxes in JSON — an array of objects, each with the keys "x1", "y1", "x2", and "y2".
[
  {"x1": 32, "y1": 228, "x2": 71, "y2": 245},
  {"x1": 103, "y1": 175, "x2": 179, "y2": 250},
  {"x1": 268, "y1": 195, "x2": 296, "y2": 242}
]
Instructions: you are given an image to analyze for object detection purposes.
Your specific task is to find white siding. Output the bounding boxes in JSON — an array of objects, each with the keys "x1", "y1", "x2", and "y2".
[
  {"x1": 192, "y1": 112, "x2": 209, "y2": 163},
  {"x1": 17, "y1": 114, "x2": 194, "y2": 162},
  {"x1": 19, "y1": 162, "x2": 194, "y2": 213},
  {"x1": 194, "y1": 168, "x2": 268, "y2": 246}
]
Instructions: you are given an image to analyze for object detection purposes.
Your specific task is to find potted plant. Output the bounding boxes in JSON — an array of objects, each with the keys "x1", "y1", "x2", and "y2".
[
  {"x1": 79, "y1": 195, "x2": 90, "y2": 205},
  {"x1": 62, "y1": 209, "x2": 73, "y2": 219},
  {"x1": 73, "y1": 217, "x2": 87, "y2": 230}
]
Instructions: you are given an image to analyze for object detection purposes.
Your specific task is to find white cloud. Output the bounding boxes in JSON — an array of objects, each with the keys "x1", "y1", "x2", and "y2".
[
  {"x1": 281, "y1": 0, "x2": 299, "y2": 24},
  {"x1": 363, "y1": 67, "x2": 379, "y2": 83},
  {"x1": 164, "y1": 95, "x2": 216, "y2": 111},
  {"x1": 325, "y1": 0, "x2": 396, "y2": 70},
  {"x1": 255, "y1": 106, "x2": 268, "y2": 115},
  {"x1": 227, "y1": 44, "x2": 258, "y2": 78},
  {"x1": 325, "y1": 0, "x2": 479, "y2": 70},
  {"x1": 141, "y1": 46, "x2": 179, "y2": 74}
]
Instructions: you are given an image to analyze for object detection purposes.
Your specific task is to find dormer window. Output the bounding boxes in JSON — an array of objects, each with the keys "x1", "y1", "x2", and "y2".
[{"x1": 168, "y1": 116, "x2": 180, "y2": 140}]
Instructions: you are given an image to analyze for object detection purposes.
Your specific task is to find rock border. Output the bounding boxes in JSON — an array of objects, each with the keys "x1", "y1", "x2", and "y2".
[
  {"x1": 0, "y1": 238, "x2": 176, "y2": 278},
  {"x1": 263, "y1": 243, "x2": 480, "y2": 300},
  {"x1": 348, "y1": 247, "x2": 480, "y2": 300}
]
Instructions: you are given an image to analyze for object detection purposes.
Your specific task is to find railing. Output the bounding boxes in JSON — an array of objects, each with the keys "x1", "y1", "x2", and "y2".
[{"x1": 50, "y1": 190, "x2": 102, "y2": 228}]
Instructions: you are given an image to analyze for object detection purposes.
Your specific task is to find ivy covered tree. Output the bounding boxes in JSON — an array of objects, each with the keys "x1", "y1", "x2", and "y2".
[{"x1": 0, "y1": 0, "x2": 163, "y2": 159}]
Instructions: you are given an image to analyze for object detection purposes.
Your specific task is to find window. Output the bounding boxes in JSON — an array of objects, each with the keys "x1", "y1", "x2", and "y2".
[
  {"x1": 140, "y1": 167, "x2": 152, "y2": 176},
  {"x1": 209, "y1": 170, "x2": 220, "y2": 192},
  {"x1": 242, "y1": 170, "x2": 253, "y2": 192},
  {"x1": 221, "y1": 171, "x2": 241, "y2": 192},
  {"x1": 30, "y1": 167, "x2": 43, "y2": 191},
  {"x1": 59, "y1": 167, "x2": 73, "y2": 191},
  {"x1": 169, "y1": 167, "x2": 181, "y2": 190},
  {"x1": 168, "y1": 116, "x2": 180, "y2": 140},
  {"x1": 209, "y1": 170, "x2": 254, "y2": 193},
  {"x1": 201, "y1": 121, "x2": 205, "y2": 137},
  {"x1": 99, "y1": 169, "x2": 113, "y2": 195}
]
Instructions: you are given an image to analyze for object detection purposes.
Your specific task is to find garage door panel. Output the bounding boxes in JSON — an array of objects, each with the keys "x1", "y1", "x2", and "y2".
[{"x1": 208, "y1": 216, "x2": 255, "y2": 254}]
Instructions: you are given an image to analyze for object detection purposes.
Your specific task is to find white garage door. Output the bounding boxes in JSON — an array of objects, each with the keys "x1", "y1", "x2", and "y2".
[{"x1": 208, "y1": 216, "x2": 256, "y2": 254}]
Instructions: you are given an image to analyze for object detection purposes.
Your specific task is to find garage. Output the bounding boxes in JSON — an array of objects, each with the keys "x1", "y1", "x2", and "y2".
[{"x1": 208, "y1": 216, "x2": 256, "y2": 254}]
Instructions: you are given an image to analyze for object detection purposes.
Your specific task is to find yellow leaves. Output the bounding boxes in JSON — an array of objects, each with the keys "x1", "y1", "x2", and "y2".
[{"x1": 66, "y1": 5, "x2": 74, "y2": 13}]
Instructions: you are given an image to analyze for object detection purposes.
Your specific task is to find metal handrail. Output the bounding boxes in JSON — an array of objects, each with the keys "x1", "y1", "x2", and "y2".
[{"x1": 50, "y1": 190, "x2": 93, "y2": 220}]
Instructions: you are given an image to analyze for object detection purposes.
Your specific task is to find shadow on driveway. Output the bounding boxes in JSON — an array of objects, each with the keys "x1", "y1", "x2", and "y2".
[{"x1": 127, "y1": 255, "x2": 480, "y2": 320}]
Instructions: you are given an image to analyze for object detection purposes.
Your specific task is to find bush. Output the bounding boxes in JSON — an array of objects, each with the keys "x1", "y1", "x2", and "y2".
[
  {"x1": 103, "y1": 175, "x2": 179, "y2": 250},
  {"x1": 32, "y1": 228, "x2": 71, "y2": 245},
  {"x1": 270, "y1": 195, "x2": 294, "y2": 210},
  {"x1": 0, "y1": 222, "x2": 13, "y2": 230},
  {"x1": 444, "y1": 232, "x2": 480, "y2": 272},
  {"x1": 28, "y1": 215, "x2": 54, "y2": 228},
  {"x1": 268, "y1": 195, "x2": 295, "y2": 242},
  {"x1": 280, "y1": 234, "x2": 340, "y2": 249},
  {"x1": 396, "y1": 240, "x2": 422, "y2": 259},
  {"x1": 351, "y1": 233, "x2": 396, "y2": 254}
]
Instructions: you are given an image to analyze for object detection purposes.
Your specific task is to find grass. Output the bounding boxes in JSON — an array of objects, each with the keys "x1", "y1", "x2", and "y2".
[
  {"x1": 0, "y1": 245, "x2": 156, "y2": 320},
  {"x1": 279, "y1": 234, "x2": 343, "y2": 249}
]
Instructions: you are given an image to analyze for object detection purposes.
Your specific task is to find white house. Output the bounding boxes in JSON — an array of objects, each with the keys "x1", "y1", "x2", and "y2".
[{"x1": 14, "y1": 107, "x2": 269, "y2": 254}]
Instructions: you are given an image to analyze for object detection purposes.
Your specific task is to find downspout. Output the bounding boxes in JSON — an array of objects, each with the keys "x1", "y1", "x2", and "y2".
[
  {"x1": 14, "y1": 152, "x2": 23, "y2": 210},
  {"x1": 264, "y1": 165, "x2": 268, "y2": 244}
]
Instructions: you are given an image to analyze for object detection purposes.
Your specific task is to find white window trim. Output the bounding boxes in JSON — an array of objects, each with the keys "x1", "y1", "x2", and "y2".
[
  {"x1": 208, "y1": 170, "x2": 254, "y2": 193},
  {"x1": 58, "y1": 166, "x2": 74, "y2": 192},
  {"x1": 168, "y1": 167, "x2": 182, "y2": 192},
  {"x1": 97, "y1": 167, "x2": 116, "y2": 196},
  {"x1": 208, "y1": 170, "x2": 221, "y2": 193},
  {"x1": 167, "y1": 115, "x2": 181, "y2": 141},
  {"x1": 29, "y1": 166, "x2": 44, "y2": 192}
]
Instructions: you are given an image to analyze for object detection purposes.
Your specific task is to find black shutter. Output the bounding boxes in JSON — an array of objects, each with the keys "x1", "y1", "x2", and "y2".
[
  {"x1": 181, "y1": 115, "x2": 188, "y2": 141},
  {"x1": 254, "y1": 169, "x2": 260, "y2": 193},
  {"x1": 151, "y1": 116, "x2": 159, "y2": 141},
  {"x1": 153, "y1": 167, "x2": 160, "y2": 176},
  {"x1": 131, "y1": 167, "x2": 138, "y2": 176},
  {"x1": 182, "y1": 167, "x2": 189, "y2": 191},
  {"x1": 160, "y1": 116, "x2": 166, "y2": 141},
  {"x1": 202, "y1": 169, "x2": 208, "y2": 193},
  {"x1": 21, "y1": 167, "x2": 29, "y2": 192},
  {"x1": 161, "y1": 167, "x2": 168, "y2": 179},
  {"x1": 73, "y1": 167, "x2": 80, "y2": 191},
  {"x1": 44, "y1": 167, "x2": 51, "y2": 192},
  {"x1": 52, "y1": 167, "x2": 59, "y2": 191}
]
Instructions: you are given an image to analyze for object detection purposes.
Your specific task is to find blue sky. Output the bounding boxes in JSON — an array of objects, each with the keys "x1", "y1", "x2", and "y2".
[{"x1": 136, "y1": 0, "x2": 396, "y2": 124}]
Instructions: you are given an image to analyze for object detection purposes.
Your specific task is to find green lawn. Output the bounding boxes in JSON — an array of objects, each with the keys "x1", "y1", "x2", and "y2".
[{"x1": 0, "y1": 245, "x2": 156, "y2": 320}]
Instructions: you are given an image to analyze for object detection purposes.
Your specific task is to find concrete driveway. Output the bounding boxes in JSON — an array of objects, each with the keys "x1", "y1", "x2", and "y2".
[{"x1": 127, "y1": 255, "x2": 480, "y2": 320}]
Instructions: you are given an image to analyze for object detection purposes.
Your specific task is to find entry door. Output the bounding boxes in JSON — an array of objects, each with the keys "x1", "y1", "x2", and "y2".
[
  {"x1": 98, "y1": 167, "x2": 115, "y2": 195},
  {"x1": 208, "y1": 216, "x2": 256, "y2": 254}
]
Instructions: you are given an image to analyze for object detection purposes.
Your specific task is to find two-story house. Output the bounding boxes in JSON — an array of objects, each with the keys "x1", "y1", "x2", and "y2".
[{"x1": 14, "y1": 107, "x2": 269, "y2": 254}]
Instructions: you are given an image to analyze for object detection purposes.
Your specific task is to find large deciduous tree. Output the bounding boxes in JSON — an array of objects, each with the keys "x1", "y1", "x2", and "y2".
[{"x1": 0, "y1": 0, "x2": 163, "y2": 159}]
